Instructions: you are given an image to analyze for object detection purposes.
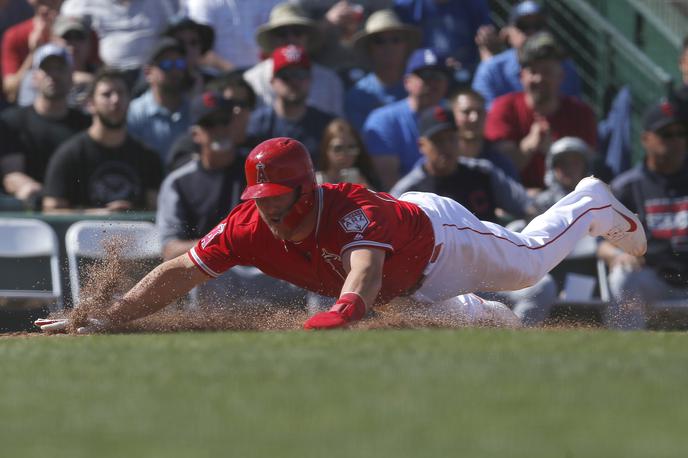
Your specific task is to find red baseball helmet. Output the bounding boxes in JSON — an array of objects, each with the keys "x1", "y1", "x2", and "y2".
[
  {"x1": 241, "y1": 137, "x2": 317, "y2": 230},
  {"x1": 242, "y1": 137, "x2": 315, "y2": 200}
]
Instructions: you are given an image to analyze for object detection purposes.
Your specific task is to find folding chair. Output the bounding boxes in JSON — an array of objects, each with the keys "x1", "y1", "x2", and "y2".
[
  {"x1": 0, "y1": 218, "x2": 62, "y2": 311},
  {"x1": 65, "y1": 220, "x2": 161, "y2": 306}
]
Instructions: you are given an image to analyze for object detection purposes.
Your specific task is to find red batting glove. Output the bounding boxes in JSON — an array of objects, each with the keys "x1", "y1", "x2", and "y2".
[{"x1": 303, "y1": 292, "x2": 367, "y2": 330}]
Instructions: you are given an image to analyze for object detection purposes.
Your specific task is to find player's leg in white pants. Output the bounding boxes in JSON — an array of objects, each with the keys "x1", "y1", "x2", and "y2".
[{"x1": 401, "y1": 177, "x2": 645, "y2": 304}]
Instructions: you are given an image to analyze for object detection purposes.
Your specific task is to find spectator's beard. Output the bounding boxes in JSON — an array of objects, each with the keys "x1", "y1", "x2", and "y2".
[{"x1": 96, "y1": 112, "x2": 126, "y2": 129}]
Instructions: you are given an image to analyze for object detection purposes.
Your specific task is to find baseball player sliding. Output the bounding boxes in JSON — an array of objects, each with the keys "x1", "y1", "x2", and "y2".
[{"x1": 36, "y1": 137, "x2": 646, "y2": 333}]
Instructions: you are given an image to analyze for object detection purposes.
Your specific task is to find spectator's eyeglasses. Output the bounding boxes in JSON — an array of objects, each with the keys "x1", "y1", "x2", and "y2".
[
  {"x1": 658, "y1": 129, "x2": 688, "y2": 140},
  {"x1": 63, "y1": 31, "x2": 87, "y2": 42},
  {"x1": 415, "y1": 68, "x2": 448, "y2": 81},
  {"x1": 157, "y1": 58, "x2": 187, "y2": 71},
  {"x1": 371, "y1": 35, "x2": 404, "y2": 46},
  {"x1": 274, "y1": 26, "x2": 307, "y2": 39},
  {"x1": 275, "y1": 67, "x2": 311, "y2": 81},
  {"x1": 330, "y1": 143, "x2": 360, "y2": 156},
  {"x1": 515, "y1": 19, "x2": 545, "y2": 33}
]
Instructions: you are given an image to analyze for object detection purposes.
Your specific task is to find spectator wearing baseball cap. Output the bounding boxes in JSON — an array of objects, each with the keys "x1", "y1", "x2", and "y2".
[
  {"x1": 391, "y1": 104, "x2": 532, "y2": 223},
  {"x1": 246, "y1": 45, "x2": 335, "y2": 164},
  {"x1": 243, "y1": 2, "x2": 344, "y2": 117},
  {"x1": 17, "y1": 15, "x2": 98, "y2": 109},
  {"x1": 127, "y1": 36, "x2": 193, "y2": 163},
  {"x1": 166, "y1": 72, "x2": 258, "y2": 173},
  {"x1": 600, "y1": 99, "x2": 688, "y2": 329},
  {"x1": 485, "y1": 31, "x2": 597, "y2": 189},
  {"x1": 0, "y1": 40, "x2": 91, "y2": 209},
  {"x1": 344, "y1": 9, "x2": 420, "y2": 131},
  {"x1": 471, "y1": 0, "x2": 581, "y2": 108},
  {"x1": 362, "y1": 48, "x2": 450, "y2": 190}
]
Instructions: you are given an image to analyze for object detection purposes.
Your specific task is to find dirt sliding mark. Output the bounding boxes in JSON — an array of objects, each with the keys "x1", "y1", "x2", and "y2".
[{"x1": 33, "y1": 237, "x2": 501, "y2": 335}]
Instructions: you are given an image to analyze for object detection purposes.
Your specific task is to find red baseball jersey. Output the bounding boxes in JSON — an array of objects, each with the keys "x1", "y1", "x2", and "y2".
[{"x1": 188, "y1": 183, "x2": 435, "y2": 304}]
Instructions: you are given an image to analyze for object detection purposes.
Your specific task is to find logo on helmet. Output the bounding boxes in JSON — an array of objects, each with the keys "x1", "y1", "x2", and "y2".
[{"x1": 256, "y1": 162, "x2": 268, "y2": 183}]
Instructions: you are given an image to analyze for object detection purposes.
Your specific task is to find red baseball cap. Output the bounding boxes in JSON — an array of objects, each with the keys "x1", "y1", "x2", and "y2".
[{"x1": 272, "y1": 45, "x2": 311, "y2": 76}]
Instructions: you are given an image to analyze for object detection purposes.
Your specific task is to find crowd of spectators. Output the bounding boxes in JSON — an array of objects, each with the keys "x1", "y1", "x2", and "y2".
[{"x1": 0, "y1": 0, "x2": 685, "y2": 327}]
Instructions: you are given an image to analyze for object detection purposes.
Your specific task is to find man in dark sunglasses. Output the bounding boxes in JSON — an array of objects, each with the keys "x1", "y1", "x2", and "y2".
[
  {"x1": 127, "y1": 36, "x2": 193, "y2": 163},
  {"x1": 472, "y1": 0, "x2": 581, "y2": 108},
  {"x1": 599, "y1": 99, "x2": 688, "y2": 330}
]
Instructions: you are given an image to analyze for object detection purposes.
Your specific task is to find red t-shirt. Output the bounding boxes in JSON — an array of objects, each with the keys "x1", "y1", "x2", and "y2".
[
  {"x1": 188, "y1": 183, "x2": 435, "y2": 305},
  {"x1": 484, "y1": 92, "x2": 597, "y2": 188},
  {"x1": 2, "y1": 18, "x2": 32, "y2": 77}
]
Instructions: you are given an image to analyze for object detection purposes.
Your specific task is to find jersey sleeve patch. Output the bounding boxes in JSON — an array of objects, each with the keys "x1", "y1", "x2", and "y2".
[
  {"x1": 200, "y1": 222, "x2": 227, "y2": 249},
  {"x1": 338, "y1": 208, "x2": 370, "y2": 233}
]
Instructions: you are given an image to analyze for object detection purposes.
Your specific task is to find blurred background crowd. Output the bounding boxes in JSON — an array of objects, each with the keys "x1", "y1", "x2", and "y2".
[{"x1": 0, "y1": 0, "x2": 687, "y2": 330}]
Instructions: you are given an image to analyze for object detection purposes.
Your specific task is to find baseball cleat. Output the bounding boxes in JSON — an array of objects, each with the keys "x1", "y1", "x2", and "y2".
[{"x1": 576, "y1": 177, "x2": 647, "y2": 257}]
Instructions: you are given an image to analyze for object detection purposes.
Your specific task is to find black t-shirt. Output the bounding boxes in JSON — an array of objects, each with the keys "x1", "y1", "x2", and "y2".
[
  {"x1": 611, "y1": 161, "x2": 688, "y2": 284},
  {"x1": 0, "y1": 106, "x2": 91, "y2": 182},
  {"x1": 43, "y1": 132, "x2": 163, "y2": 209}
]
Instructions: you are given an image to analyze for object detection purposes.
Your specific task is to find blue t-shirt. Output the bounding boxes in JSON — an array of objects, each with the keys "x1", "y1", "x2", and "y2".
[
  {"x1": 127, "y1": 90, "x2": 191, "y2": 162},
  {"x1": 472, "y1": 48, "x2": 581, "y2": 108},
  {"x1": 344, "y1": 73, "x2": 407, "y2": 132},
  {"x1": 362, "y1": 98, "x2": 420, "y2": 176},
  {"x1": 394, "y1": 0, "x2": 491, "y2": 73}
]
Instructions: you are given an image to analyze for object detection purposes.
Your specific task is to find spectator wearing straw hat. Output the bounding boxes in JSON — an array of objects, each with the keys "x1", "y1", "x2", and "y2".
[
  {"x1": 242, "y1": 2, "x2": 344, "y2": 117},
  {"x1": 344, "y1": 9, "x2": 420, "y2": 131}
]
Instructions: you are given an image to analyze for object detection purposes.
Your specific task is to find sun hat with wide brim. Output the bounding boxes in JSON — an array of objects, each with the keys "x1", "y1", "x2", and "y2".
[
  {"x1": 255, "y1": 3, "x2": 318, "y2": 54},
  {"x1": 351, "y1": 9, "x2": 421, "y2": 54}
]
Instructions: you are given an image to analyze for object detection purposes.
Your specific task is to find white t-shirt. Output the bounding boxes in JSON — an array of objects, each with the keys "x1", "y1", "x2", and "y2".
[
  {"x1": 61, "y1": 0, "x2": 178, "y2": 69},
  {"x1": 183, "y1": 0, "x2": 282, "y2": 69}
]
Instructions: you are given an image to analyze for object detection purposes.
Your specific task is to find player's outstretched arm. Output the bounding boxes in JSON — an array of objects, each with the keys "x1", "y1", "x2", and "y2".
[
  {"x1": 304, "y1": 247, "x2": 385, "y2": 330},
  {"x1": 37, "y1": 254, "x2": 209, "y2": 333},
  {"x1": 104, "y1": 254, "x2": 209, "y2": 325}
]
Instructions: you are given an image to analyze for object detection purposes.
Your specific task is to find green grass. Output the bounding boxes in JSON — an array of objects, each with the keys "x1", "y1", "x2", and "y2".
[{"x1": 2, "y1": 328, "x2": 688, "y2": 458}]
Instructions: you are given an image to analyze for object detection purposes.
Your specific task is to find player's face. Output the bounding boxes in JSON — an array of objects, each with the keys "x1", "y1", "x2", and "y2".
[
  {"x1": 452, "y1": 94, "x2": 486, "y2": 140},
  {"x1": 91, "y1": 78, "x2": 130, "y2": 128},
  {"x1": 254, "y1": 190, "x2": 300, "y2": 240},
  {"x1": 419, "y1": 128, "x2": 460, "y2": 176}
]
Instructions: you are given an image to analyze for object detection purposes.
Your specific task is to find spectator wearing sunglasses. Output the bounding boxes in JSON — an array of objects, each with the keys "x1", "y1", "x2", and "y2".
[
  {"x1": 597, "y1": 100, "x2": 688, "y2": 329},
  {"x1": 127, "y1": 37, "x2": 192, "y2": 163},
  {"x1": 246, "y1": 45, "x2": 335, "y2": 165},
  {"x1": 156, "y1": 89, "x2": 306, "y2": 310},
  {"x1": 166, "y1": 71, "x2": 257, "y2": 173},
  {"x1": 344, "y1": 9, "x2": 420, "y2": 132},
  {"x1": 471, "y1": 0, "x2": 581, "y2": 108},
  {"x1": 17, "y1": 14, "x2": 97, "y2": 108},
  {"x1": 243, "y1": 2, "x2": 344, "y2": 117}
]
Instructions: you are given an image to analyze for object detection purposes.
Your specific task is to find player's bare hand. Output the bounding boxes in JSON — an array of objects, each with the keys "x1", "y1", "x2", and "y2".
[
  {"x1": 34, "y1": 317, "x2": 109, "y2": 334},
  {"x1": 609, "y1": 252, "x2": 644, "y2": 272}
]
